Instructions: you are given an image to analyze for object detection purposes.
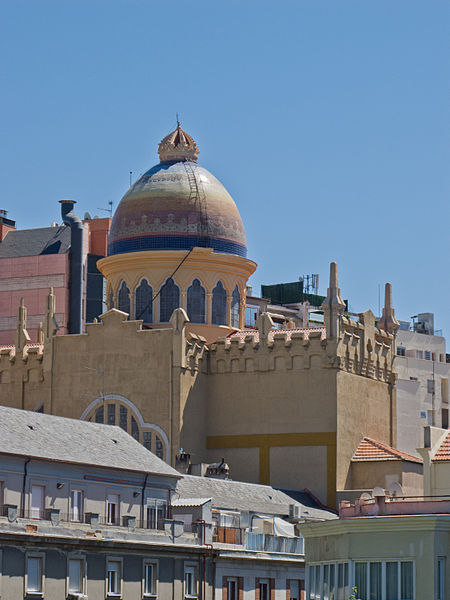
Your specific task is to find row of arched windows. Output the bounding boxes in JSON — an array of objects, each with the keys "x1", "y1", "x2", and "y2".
[{"x1": 109, "y1": 278, "x2": 241, "y2": 327}]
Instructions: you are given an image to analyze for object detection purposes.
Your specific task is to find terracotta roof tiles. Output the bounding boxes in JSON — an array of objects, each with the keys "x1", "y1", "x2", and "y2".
[
  {"x1": 433, "y1": 432, "x2": 450, "y2": 461},
  {"x1": 229, "y1": 327, "x2": 326, "y2": 343},
  {"x1": 352, "y1": 437, "x2": 422, "y2": 464}
]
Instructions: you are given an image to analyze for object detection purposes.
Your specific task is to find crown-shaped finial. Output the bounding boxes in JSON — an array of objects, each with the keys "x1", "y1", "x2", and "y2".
[{"x1": 158, "y1": 123, "x2": 199, "y2": 163}]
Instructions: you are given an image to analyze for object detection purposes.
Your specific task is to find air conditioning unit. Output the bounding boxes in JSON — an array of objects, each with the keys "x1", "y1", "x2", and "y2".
[{"x1": 289, "y1": 504, "x2": 301, "y2": 520}]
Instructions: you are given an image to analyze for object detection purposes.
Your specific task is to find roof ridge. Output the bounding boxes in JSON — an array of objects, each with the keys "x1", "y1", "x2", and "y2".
[
  {"x1": 432, "y1": 431, "x2": 450, "y2": 461},
  {"x1": 353, "y1": 437, "x2": 422, "y2": 464}
]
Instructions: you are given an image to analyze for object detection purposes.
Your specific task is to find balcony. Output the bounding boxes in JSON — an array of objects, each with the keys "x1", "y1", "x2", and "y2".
[{"x1": 245, "y1": 532, "x2": 304, "y2": 554}]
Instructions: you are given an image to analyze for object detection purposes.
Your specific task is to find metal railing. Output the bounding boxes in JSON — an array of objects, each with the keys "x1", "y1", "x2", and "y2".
[{"x1": 245, "y1": 532, "x2": 304, "y2": 555}]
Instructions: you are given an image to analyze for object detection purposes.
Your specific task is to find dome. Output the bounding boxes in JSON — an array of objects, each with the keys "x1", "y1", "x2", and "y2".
[{"x1": 108, "y1": 125, "x2": 247, "y2": 257}]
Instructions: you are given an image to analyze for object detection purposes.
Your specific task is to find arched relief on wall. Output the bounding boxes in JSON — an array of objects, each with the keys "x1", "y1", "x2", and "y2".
[
  {"x1": 309, "y1": 354, "x2": 322, "y2": 369},
  {"x1": 80, "y1": 394, "x2": 169, "y2": 462},
  {"x1": 292, "y1": 355, "x2": 304, "y2": 370},
  {"x1": 217, "y1": 359, "x2": 226, "y2": 374},
  {"x1": 274, "y1": 356, "x2": 285, "y2": 371}
]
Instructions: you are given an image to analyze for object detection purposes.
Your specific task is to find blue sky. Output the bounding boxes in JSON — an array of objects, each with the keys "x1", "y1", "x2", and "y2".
[{"x1": 1, "y1": 1, "x2": 449, "y2": 335}]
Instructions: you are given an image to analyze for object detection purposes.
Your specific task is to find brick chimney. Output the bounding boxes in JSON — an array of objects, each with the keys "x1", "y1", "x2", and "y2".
[{"x1": 0, "y1": 209, "x2": 16, "y2": 241}]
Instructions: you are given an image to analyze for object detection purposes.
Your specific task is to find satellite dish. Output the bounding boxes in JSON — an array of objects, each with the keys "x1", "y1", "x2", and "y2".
[
  {"x1": 359, "y1": 492, "x2": 372, "y2": 501},
  {"x1": 84, "y1": 212, "x2": 92, "y2": 220},
  {"x1": 387, "y1": 482, "x2": 403, "y2": 498},
  {"x1": 372, "y1": 486, "x2": 385, "y2": 497}
]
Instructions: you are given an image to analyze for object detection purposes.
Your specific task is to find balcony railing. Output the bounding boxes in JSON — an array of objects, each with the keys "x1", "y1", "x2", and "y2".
[
  {"x1": 245, "y1": 532, "x2": 304, "y2": 554},
  {"x1": 0, "y1": 505, "x2": 304, "y2": 554}
]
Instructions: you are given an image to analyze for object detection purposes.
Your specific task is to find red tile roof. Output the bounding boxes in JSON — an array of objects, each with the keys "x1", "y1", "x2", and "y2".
[
  {"x1": 352, "y1": 437, "x2": 422, "y2": 464},
  {"x1": 433, "y1": 432, "x2": 450, "y2": 461},
  {"x1": 228, "y1": 327, "x2": 326, "y2": 343}
]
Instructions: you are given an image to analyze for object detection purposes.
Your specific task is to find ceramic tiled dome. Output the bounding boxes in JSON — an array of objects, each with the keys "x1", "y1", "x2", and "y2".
[{"x1": 108, "y1": 124, "x2": 247, "y2": 257}]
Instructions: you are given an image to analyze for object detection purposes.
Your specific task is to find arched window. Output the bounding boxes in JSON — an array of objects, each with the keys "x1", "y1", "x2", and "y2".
[
  {"x1": 135, "y1": 279, "x2": 153, "y2": 323},
  {"x1": 231, "y1": 285, "x2": 240, "y2": 328},
  {"x1": 118, "y1": 281, "x2": 130, "y2": 316},
  {"x1": 212, "y1": 281, "x2": 227, "y2": 325},
  {"x1": 155, "y1": 436, "x2": 164, "y2": 459},
  {"x1": 82, "y1": 398, "x2": 168, "y2": 461},
  {"x1": 187, "y1": 279, "x2": 206, "y2": 324},
  {"x1": 131, "y1": 416, "x2": 139, "y2": 441},
  {"x1": 159, "y1": 277, "x2": 180, "y2": 322}
]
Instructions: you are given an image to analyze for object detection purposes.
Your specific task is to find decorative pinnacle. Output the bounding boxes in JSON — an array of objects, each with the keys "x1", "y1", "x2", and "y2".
[
  {"x1": 158, "y1": 123, "x2": 199, "y2": 163},
  {"x1": 378, "y1": 282, "x2": 399, "y2": 334},
  {"x1": 321, "y1": 261, "x2": 346, "y2": 340}
]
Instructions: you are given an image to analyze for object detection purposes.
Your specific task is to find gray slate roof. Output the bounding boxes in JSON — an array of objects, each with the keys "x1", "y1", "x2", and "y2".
[
  {"x1": 0, "y1": 226, "x2": 71, "y2": 257},
  {"x1": 0, "y1": 405, "x2": 179, "y2": 478},
  {"x1": 176, "y1": 475, "x2": 336, "y2": 521}
]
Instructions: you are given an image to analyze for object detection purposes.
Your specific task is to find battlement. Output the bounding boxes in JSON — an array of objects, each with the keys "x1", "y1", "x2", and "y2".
[{"x1": 206, "y1": 298, "x2": 395, "y2": 381}]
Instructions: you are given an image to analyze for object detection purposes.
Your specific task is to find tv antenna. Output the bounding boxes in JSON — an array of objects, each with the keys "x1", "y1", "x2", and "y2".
[{"x1": 96, "y1": 201, "x2": 113, "y2": 218}]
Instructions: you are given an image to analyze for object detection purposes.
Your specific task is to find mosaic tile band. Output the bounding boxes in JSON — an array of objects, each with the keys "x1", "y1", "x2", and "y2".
[
  {"x1": 108, "y1": 235, "x2": 247, "y2": 257},
  {"x1": 109, "y1": 160, "x2": 247, "y2": 257}
]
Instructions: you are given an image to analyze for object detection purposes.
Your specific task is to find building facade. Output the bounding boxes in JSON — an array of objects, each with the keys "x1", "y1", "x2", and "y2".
[
  {"x1": 301, "y1": 493, "x2": 450, "y2": 600},
  {"x1": 395, "y1": 317, "x2": 449, "y2": 457},
  {"x1": 0, "y1": 126, "x2": 407, "y2": 509},
  {"x1": 0, "y1": 406, "x2": 314, "y2": 600},
  {"x1": 0, "y1": 206, "x2": 110, "y2": 345}
]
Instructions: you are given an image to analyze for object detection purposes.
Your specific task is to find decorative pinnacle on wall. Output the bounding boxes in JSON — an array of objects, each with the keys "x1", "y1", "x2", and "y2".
[
  {"x1": 44, "y1": 287, "x2": 59, "y2": 342},
  {"x1": 322, "y1": 262, "x2": 346, "y2": 339},
  {"x1": 158, "y1": 123, "x2": 199, "y2": 163},
  {"x1": 378, "y1": 282, "x2": 399, "y2": 334},
  {"x1": 14, "y1": 297, "x2": 31, "y2": 354}
]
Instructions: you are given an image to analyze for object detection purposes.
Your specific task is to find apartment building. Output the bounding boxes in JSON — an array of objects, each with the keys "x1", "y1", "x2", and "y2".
[
  {"x1": 395, "y1": 313, "x2": 449, "y2": 457},
  {"x1": 0, "y1": 406, "x2": 332, "y2": 599},
  {"x1": 301, "y1": 492, "x2": 450, "y2": 600}
]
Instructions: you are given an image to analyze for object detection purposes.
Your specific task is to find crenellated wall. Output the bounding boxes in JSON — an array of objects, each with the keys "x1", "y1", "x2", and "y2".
[{"x1": 0, "y1": 266, "x2": 400, "y2": 509}]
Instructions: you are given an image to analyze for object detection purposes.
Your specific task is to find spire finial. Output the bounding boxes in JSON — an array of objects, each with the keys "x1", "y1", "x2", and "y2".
[
  {"x1": 321, "y1": 261, "x2": 346, "y2": 339},
  {"x1": 330, "y1": 261, "x2": 339, "y2": 289},
  {"x1": 158, "y1": 124, "x2": 199, "y2": 163},
  {"x1": 378, "y1": 282, "x2": 399, "y2": 334}
]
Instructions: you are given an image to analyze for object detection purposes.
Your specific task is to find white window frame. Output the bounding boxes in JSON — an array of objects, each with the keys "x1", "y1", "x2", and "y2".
[
  {"x1": 70, "y1": 489, "x2": 84, "y2": 523},
  {"x1": 106, "y1": 557, "x2": 123, "y2": 598},
  {"x1": 146, "y1": 499, "x2": 167, "y2": 530},
  {"x1": 226, "y1": 577, "x2": 238, "y2": 600},
  {"x1": 258, "y1": 578, "x2": 270, "y2": 600},
  {"x1": 106, "y1": 494, "x2": 120, "y2": 526},
  {"x1": 66, "y1": 554, "x2": 86, "y2": 597},
  {"x1": 143, "y1": 560, "x2": 158, "y2": 598},
  {"x1": 184, "y1": 564, "x2": 198, "y2": 599},
  {"x1": 25, "y1": 552, "x2": 45, "y2": 597},
  {"x1": 307, "y1": 560, "x2": 414, "y2": 600},
  {"x1": 30, "y1": 484, "x2": 45, "y2": 519}
]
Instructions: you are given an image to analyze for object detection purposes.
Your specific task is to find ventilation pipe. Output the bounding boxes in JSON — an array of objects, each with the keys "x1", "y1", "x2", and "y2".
[{"x1": 59, "y1": 200, "x2": 84, "y2": 334}]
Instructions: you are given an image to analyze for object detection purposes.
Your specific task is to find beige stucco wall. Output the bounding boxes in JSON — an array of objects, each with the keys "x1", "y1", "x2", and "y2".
[
  {"x1": 432, "y1": 462, "x2": 450, "y2": 496},
  {"x1": 0, "y1": 304, "x2": 396, "y2": 509},
  {"x1": 270, "y1": 445, "x2": 328, "y2": 502},
  {"x1": 336, "y1": 371, "x2": 393, "y2": 491},
  {"x1": 350, "y1": 460, "x2": 423, "y2": 496}
]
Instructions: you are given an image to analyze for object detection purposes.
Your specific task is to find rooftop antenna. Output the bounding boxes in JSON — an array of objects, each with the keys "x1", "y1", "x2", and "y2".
[
  {"x1": 176, "y1": 112, "x2": 180, "y2": 126},
  {"x1": 96, "y1": 201, "x2": 113, "y2": 218},
  {"x1": 129, "y1": 170, "x2": 132, "y2": 187}
]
